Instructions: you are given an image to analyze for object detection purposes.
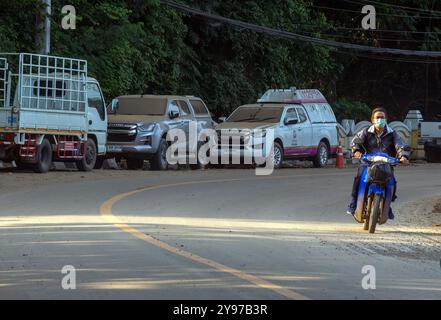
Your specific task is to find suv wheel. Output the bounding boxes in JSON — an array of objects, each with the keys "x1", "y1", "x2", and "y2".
[
  {"x1": 151, "y1": 138, "x2": 169, "y2": 171},
  {"x1": 190, "y1": 141, "x2": 206, "y2": 170}
]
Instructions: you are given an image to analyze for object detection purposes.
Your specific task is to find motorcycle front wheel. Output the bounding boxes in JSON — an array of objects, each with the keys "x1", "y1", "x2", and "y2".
[{"x1": 369, "y1": 194, "x2": 383, "y2": 234}]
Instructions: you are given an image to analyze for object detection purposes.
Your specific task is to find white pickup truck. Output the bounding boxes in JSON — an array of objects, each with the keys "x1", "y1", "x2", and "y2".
[
  {"x1": 216, "y1": 88, "x2": 339, "y2": 168},
  {"x1": 0, "y1": 53, "x2": 107, "y2": 173},
  {"x1": 419, "y1": 121, "x2": 441, "y2": 162}
]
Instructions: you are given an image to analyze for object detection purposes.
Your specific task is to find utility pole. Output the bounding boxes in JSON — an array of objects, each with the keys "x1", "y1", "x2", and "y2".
[
  {"x1": 36, "y1": 0, "x2": 51, "y2": 54},
  {"x1": 44, "y1": 0, "x2": 51, "y2": 55}
]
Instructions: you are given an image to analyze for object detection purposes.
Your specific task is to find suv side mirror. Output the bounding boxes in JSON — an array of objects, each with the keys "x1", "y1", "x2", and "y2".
[
  {"x1": 218, "y1": 117, "x2": 226, "y2": 123},
  {"x1": 284, "y1": 117, "x2": 298, "y2": 126},
  {"x1": 111, "y1": 98, "x2": 119, "y2": 112}
]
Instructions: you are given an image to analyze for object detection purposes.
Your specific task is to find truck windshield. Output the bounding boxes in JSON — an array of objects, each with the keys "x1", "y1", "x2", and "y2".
[
  {"x1": 228, "y1": 107, "x2": 283, "y2": 123},
  {"x1": 116, "y1": 98, "x2": 167, "y2": 116}
]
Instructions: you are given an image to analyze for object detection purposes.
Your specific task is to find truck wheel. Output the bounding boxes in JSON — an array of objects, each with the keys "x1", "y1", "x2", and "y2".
[
  {"x1": 151, "y1": 138, "x2": 169, "y2": 171},
  {"x1": 32, "y1": 138, "x2": 53, "y2": 173},
  {"x1": 313, "y1": 142, "x2": 329, "y2": 168},
  {"x1": 127, "y1": 159, "x2": 144, "y2": 170},
  {"x1": 76, "y1": 139, "x2": 97, "y2": 172}
]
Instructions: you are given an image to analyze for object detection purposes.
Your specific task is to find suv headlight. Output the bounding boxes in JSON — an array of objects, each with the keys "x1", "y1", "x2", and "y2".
[
  {"x1": 251, "y1": 129, "x2": 267, "y2": 138},
  {"x1": 138, "y1": 123, "x2": 156, "y2": 133}
]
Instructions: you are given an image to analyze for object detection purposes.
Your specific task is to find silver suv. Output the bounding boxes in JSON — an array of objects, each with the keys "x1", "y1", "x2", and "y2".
[{"x1": 106, "y1": 95, "x2": 216, "y2": 170}]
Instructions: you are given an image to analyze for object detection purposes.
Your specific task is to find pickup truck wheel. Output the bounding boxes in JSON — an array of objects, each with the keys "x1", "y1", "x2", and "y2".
[
  {"x1": 127, "y1": 159, "x2": 144, "y2": 170},
  {"x1": 76, "y1": 139, "x2": 97, "y2": 172},
  {"x1": 313, "y1": 142, "x2": 329, "y2": 168},
  {"x1": 32, "y1": 138, "x2": 53, "y2": 173},
  {"x1": 270, "y1": 142, "x2": 284, "y2": 169},
  {"x1": 151, "y1": 138, "x2": 169, "y2": 171},
  {"x1": 257, "y1": 142, "x2": 284, "y2": 169},
  {"x1": 190, "y1": 141, "x2": 206, "y2": 170}
]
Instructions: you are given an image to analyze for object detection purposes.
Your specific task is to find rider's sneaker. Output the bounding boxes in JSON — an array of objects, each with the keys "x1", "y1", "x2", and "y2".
[
  {"x1": 388, "y1": 208, "x2": 395, "y2": 220},
  {"x1": 392, "y1": 194, "x2": 397, "y2": 202}
]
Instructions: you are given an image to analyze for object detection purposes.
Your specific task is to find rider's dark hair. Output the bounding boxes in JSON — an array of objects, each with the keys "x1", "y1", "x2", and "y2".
[{"x1": 371, "y1": 107, "x2": 388, "y2": 119}]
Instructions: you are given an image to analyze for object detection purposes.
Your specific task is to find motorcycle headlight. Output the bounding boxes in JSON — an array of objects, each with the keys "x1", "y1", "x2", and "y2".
[
  {"x1": 366, "y1": 155, "x2": 391, "y2": 163},
  {"x1": 138, "y1": 123, "x2": 156, "y2": 132}
]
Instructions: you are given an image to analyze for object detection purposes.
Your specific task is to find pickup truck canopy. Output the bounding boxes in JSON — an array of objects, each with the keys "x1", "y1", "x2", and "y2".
[
  {"x1": 258, "y1": 88, "x2": 328, "y2": 104},
  {"x1": 257, "y1": 88, "x2": 337, "y2": 124}
]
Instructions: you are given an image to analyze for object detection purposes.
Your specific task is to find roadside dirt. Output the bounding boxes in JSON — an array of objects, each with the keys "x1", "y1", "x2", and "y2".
[{"x1": 396, "y1": 195, "x2": 441, "y2": 228}]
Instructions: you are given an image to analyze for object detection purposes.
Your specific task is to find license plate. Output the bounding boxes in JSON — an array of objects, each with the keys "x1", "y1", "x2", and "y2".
[{"x1": 107, "y1": 145, "x2": 123, "y2": 153}]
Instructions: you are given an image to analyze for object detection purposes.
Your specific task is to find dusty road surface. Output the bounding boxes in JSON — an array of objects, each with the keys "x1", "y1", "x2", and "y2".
[{"x1": 0, "y1": 163, "x2": 440, "y2": 300}]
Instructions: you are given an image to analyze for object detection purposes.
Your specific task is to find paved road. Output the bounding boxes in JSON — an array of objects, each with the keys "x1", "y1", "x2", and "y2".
[{"x1": 1, "y1": 164, "x2": 441, "y2": 300}]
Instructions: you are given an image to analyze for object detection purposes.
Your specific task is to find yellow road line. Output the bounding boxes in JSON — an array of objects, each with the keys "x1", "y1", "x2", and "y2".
[{"x1": 100, "y1": 172, "x2": 352, "y2": 300}]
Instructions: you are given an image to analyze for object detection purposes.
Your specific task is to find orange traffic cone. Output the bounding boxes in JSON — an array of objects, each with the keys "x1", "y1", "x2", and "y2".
[{"x1": 336, "y1": 145, "x2": 345, "y2": 169}]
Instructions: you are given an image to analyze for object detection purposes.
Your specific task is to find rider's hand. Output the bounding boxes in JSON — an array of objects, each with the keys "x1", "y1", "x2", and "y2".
[
  {"x1": 400, "y1": 157, "x2": 410, "y2": 165},
  {"x1": 354, "y1": 151, "x2": 363, "y2": 160}
]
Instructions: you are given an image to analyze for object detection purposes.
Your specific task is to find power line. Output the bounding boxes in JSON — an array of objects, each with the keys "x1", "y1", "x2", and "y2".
[
  {"x1": 316, "y1": 25, "x2": 441, "y2": 35},
  {"x1": 334, "y1": 50, "x2": 441, "y2": 64},
  {"x1": 312, "y1": 4, "x2": 441, "y2": 19},
  {"x1": 160, "y1": 0, "x2": 441, "y2": 57},
  {"x1": 250, "y1": 21, "x2": 441, "y2": 36},
  {"x1": 299, "y1": 31, "x2": 441, "y2": 44},
  {"x1": 300, "y1": 25, "x2": 441, "y2": 37},
  {"x1": 341, "y1": 0, "x2": 441, "y2": 16},
  {"x1": 330, "y1": 26, "x2": 441, "y2": 35},
  {"x1": 255, "y1": 23, "x2": 441, "y2": 35},
  {"x1": 188, "y1": 14, "x2": 438, "y2": 42}
]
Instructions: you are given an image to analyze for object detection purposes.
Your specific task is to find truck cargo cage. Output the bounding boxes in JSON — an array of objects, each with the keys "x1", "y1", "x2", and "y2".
[
  {"x1": 19, "y1": 53, "x2": 87, "y2": 112},
  {"x1": 0, "y1": 53, "x2": 88, "y2": 113},
  {"x1": 0, "y1": 58, "x2": 9, "y2": 108}
]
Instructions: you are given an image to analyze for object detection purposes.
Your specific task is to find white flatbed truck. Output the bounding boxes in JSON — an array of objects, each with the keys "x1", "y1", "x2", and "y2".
[{"x1": 0, "y1": 53, "x2": 107, "y2": 173}]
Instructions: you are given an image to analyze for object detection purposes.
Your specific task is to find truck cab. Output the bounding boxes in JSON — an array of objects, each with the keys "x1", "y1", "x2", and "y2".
[{"x1": 86, "y1": 79, "x2": 107, "y2": 156}]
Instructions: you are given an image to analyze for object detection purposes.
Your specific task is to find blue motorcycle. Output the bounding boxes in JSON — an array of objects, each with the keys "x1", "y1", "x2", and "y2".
[{"x1": 354, "y1": 152, "x2": 399, "y2": 234}]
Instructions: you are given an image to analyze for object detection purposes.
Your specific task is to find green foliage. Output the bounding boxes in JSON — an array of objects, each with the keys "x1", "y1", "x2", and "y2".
[
  {"x1": 332, "y1": 98, "x2": 372, "y2": 123},
  {"x1": 1, "y1": 0, "x2": 439, "y2": 119}
]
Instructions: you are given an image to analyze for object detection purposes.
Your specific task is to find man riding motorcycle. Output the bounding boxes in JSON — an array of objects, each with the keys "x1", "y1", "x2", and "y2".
[{"x1": 347, "y1": 107, "x2": 411, "y2": 219}]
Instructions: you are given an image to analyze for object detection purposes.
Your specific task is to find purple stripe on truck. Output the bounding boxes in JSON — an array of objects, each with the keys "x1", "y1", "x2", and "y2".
[
  {"x1": 284, "y1": 148, "x2": 317, "y2": 156},
  {"x1": 284, "y1": 146, "x2": 339, "y2": 156}
]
